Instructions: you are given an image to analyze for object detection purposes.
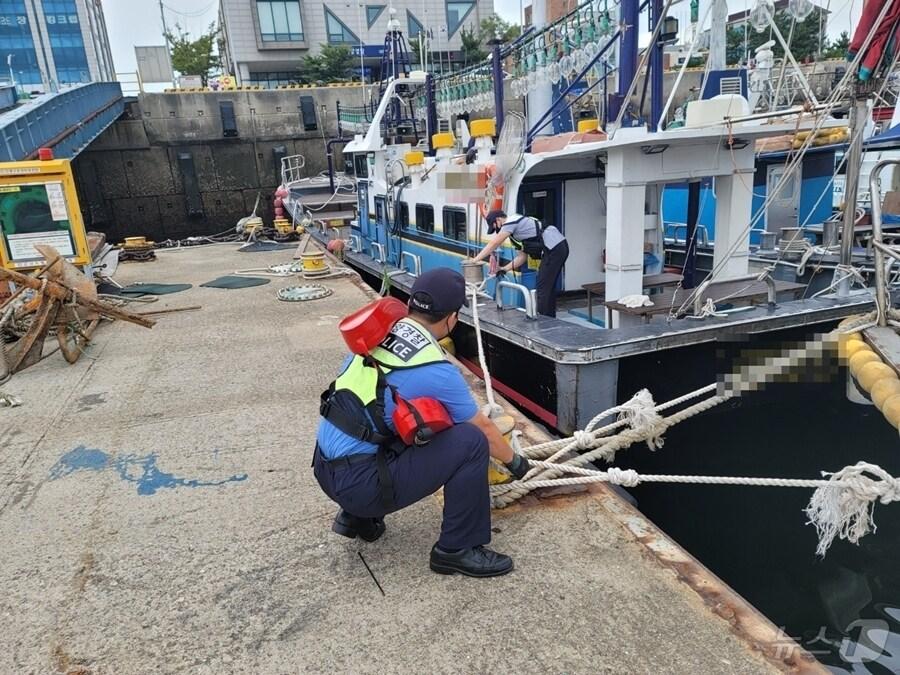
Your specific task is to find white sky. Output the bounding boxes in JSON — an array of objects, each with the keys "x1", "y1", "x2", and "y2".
[{"x1": 105, "y1": 0, "x2": 859, "y2": 75}]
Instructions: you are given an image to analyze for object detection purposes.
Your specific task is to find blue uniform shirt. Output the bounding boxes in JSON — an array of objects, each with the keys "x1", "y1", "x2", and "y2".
[{"x1": 317, "y1": 355, "x2": 479, "y2": 459}]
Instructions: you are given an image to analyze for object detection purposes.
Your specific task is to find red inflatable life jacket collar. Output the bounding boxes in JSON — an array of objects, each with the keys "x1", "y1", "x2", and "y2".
[{"x1": 339, "y1": 296, "x2": 408, "y2": 355}]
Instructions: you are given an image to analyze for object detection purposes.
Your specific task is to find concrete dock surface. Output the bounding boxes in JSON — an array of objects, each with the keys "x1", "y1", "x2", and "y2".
[{"x1": 0, "y1": 244, "x2": 810, "y2": 673}]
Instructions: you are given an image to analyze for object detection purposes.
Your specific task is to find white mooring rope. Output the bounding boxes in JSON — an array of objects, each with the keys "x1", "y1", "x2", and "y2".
[
  {"x1": 463, "y1": 286, "x2": 899, "y2": 555},
  {"x1": 509, "y1": 460, "x2": 900, "y2": 557}
]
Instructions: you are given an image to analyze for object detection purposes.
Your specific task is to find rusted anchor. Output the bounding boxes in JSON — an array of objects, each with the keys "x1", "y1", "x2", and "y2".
[{"x1": 0, "y1": 245, "x2": 154, "y2": 374}]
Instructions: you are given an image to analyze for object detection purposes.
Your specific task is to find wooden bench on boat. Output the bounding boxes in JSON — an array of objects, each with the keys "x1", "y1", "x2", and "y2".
[
  {"x1": 582, "y1": 273, "x2": 684, "y2": 322},
  {"x1": 603, "y1": 279, "x2": 807, "y2": 323}
]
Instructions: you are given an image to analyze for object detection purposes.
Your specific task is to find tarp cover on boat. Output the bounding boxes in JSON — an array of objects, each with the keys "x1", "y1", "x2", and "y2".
[{"x1": 865, "y1": 124, "x2": 900, "y2": 149}]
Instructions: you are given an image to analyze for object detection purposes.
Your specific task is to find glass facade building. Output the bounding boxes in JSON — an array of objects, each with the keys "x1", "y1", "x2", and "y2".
[
  {"x1": 0, "y1": 0, "x2": 113, "y2": 91},
  {"x1": 43, "y1": 0, "x2": 90, "y2": 84},
  {"x1": 220, "y1": 0, "x2": 492, "y2": 88},
  {"x1": 0, "y1": 0, "x2": 42, "y2": 85}
]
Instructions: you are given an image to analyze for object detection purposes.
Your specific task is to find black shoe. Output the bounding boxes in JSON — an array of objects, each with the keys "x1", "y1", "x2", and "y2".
[
  {"x1": 331, "y1": 510, "x2": 385, "y2": 542},
  {"x1": 429, "y1": 544, "x2": 513, "y2": 577}
]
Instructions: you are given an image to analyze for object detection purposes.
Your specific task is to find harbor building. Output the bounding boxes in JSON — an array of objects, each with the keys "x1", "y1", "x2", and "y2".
[
  {"x1": 0, "y1": 0, "x2": 115, "y2": 92},
  {"x1": 218, "y1": 0, "x2": 494, "y2": 87}
]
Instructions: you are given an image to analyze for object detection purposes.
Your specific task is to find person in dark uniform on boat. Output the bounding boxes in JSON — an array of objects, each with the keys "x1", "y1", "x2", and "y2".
[
  {"x1": 469, "y1": 210, "x2": 570, "y2": 318},
  {"x1": 313, "y1": 268, "x2": 531, "y2": 577}
]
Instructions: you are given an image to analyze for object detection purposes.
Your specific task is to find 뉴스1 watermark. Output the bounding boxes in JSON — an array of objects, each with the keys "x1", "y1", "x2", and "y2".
[{"x1": 772, "y1": 620, "x2": 890, "y2": 663}]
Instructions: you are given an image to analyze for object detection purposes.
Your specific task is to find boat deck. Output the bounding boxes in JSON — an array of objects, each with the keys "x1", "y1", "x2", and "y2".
[
  {"x1": 0, "y1": 243, "x2": 806, "y2": 672},
  {"x1": 341, "y1": 247, "x2": 881, "y2": 364}
]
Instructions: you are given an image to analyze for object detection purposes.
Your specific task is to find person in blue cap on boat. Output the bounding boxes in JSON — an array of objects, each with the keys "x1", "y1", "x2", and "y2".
[{"x1": 469, "y1": 210, "x2": 569, "y2": 318}]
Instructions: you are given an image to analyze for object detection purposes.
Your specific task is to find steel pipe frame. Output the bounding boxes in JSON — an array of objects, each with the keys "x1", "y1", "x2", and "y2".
[
  {"x1": 868, "y1": 159, "x2": 900, "y2": 325},
  {"x1": 691, "y1": 271, "x2": 777, "y2": 317},
  {"x1": 495, "y1": 279, "x2": 537, "y2": 318}
]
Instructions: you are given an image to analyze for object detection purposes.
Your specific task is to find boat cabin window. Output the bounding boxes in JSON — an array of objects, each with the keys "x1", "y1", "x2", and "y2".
[
  {"x1": 397, "y1": 201, "x2": 409, "y2": 229},
  {"x1": 415, "y1": 204, "x2": 434, "y2": 233},
  {"x1": 442, "y1": 207, "x2": 467, "y2": 241},
  {"x1": 353, "y1": 154, "x2": 368, "y2": 179}
]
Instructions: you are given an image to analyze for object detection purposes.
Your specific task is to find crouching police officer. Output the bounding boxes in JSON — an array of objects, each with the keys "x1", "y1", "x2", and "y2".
[{"x1": 313, "y1": 267, "x2": 530, "y2": 577}]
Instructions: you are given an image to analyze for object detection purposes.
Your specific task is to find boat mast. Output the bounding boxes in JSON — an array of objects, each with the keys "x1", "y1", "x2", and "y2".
[
  {"x1": 708, "y1": 0, "x2": 727, "y2": 72},
  {"x1": 612, "y1": 0, "x2": 639, "y2": 124},
  {"x1": 527, "y1": 0, "x2": 551, "y2": 135},
  {"x1": 649, "y1": 0, "x2": 663, "y2": 128}
]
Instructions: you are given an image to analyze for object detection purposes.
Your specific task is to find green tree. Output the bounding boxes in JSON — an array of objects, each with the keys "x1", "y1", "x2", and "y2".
[
  {"x1": 725, "y1": 8, "x2": 827, "y2": 65},
  {"x1": 479, "y1": 16, "x2": 521, "y2": 44},
  {"x1": 302, "y1": 45, "x2": 354, "y2": 84},
  {"x1": 409, "y1": 38, "x2": 423, "y2": 67},
  {"x1": 824, "y1": 30, "x2": 850, "y2": 59},
  {"x1": 164, "y1": 22, "x2": 220, "y2": 85},
  {"x1": 460, "y1": 26, "x2": 486, "y2": 66}
]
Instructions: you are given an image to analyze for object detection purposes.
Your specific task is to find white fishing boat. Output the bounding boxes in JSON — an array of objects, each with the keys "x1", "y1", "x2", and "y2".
[{"x1": 284, "y1": 0, "x2": 889, "y2": 433}]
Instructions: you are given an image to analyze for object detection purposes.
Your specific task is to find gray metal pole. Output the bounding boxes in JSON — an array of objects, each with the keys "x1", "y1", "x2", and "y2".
[
  {"x1": 159, "y1": 0, "x2": 176, "y2": 89},
  {"x1": 838, "y1": 92, "x2": 866, "y2": 296}
]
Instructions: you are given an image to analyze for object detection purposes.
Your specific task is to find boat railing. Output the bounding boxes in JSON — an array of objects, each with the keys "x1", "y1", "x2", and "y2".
[
  {"x1": 348, "y1": 234, "x2": 361, "y2": 253},
  {"x1": 666, "y1": 223, "x2": 710, "y2": 247},
  {"x1": 495, "y1": 279, "x2": 537, "y2": 319},
  {"x1": 399, "y1": 251, "x2": 421, "y2": 277},
  {"x1": 370, "y1": 242, "x2": 386, "y2": 263},
  {"x1": 692, "y1": 270, "x2": 777, "y2": 317},
  {"x1": 280, "y1": 155, "x2": 306, "y2": 186},
  {"x1": 868, "y1": 159, "x2": 900, "y2": 326}
]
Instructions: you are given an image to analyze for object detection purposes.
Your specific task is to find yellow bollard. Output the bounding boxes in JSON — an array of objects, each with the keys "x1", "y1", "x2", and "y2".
[
  {"x1": 488, "y1": 414, "x2": 517, "y2": 485},
  {"x1": 301, "y1": 251, "x2": 327, "y2": 273}
]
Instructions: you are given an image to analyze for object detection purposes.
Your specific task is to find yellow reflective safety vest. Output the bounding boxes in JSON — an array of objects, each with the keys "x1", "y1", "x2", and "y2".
[{"x1": 320, "y1": 317, "x2": 447, "y2": 446}]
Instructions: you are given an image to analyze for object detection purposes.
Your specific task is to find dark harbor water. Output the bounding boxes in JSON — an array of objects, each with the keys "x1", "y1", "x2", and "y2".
[{"x1": 621, "y1": 374, "x2": 900, "y2": 672}]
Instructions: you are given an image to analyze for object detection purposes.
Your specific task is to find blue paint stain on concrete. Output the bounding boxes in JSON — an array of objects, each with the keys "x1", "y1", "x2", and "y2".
[
  {"x1": 49, "y1": 445, "x2": 247, "y2": 495},
  {"x1": 49, "y1": 446, "x2": 110, "y2": 477}
]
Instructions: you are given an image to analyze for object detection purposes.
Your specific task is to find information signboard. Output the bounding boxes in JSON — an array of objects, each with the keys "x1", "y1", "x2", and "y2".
[{"x1": 0, "y1": 159, "x2": 90, "y2": 270}]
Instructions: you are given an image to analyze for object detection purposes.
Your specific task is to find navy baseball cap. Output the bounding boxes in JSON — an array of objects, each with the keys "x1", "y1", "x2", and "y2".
[
  {"x1": 409, "y1": 267, "x2": 468, "y2": 315},
  {"x1": 485, "y1": 209, "x2": 506, "y2": 227}
]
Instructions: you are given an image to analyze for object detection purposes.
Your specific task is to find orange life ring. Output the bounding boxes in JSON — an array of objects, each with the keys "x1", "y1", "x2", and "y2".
[{"x1": 479, "y1": 163, "x2": 504, "y2": 219}]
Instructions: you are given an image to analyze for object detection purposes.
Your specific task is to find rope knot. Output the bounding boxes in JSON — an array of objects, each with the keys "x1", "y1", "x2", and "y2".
[
  {"x1": 839, "y1": 463, "x2": 900, "y2": 504},
  {"x1": 572, "y1": 430, "x2": 594, "y2": 450},
  {"x1": 606, "y1": 467, "x2": 640, "y2": 488},
  {"x1": 806, "y1": 462, "x2": 900, "y2": 556},
  {"x1": 617, "y1": 389, "x2": 666, "y2": 450}
]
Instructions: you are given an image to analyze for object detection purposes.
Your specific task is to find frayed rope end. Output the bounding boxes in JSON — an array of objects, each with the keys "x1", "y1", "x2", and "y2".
[
  {"x1": 618, "y1": 389, "x2": 665, "y2": 450},
  {"x1": 805, "y1": 462, "x2": 900, "y2": 557}
]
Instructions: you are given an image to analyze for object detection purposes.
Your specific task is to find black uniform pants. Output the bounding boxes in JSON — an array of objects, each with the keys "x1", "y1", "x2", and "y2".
[
  {"x1": 313, "y1": 423, "x2": 491, "y2": 550},
  {"x1": 536, "y1": 240, "x2": 569, "y2": 318}
]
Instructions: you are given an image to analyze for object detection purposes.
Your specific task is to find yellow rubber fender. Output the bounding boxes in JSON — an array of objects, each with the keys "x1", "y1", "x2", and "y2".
[
  {"x1": 849, "y1": 349, "x2": 882, "y2": 377},
  {"x1": 881, "y1": 394, "x2": 900, "y2": 429},
  {"x1": 857, "y1": 362, "x2": 898, "y2": 392},
  {"x1": 839, "y1": 333, "x2": 868, "y2": 360},
  {"x1": 871, "y1": 378, "x2": 900, "y2": 411}
]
